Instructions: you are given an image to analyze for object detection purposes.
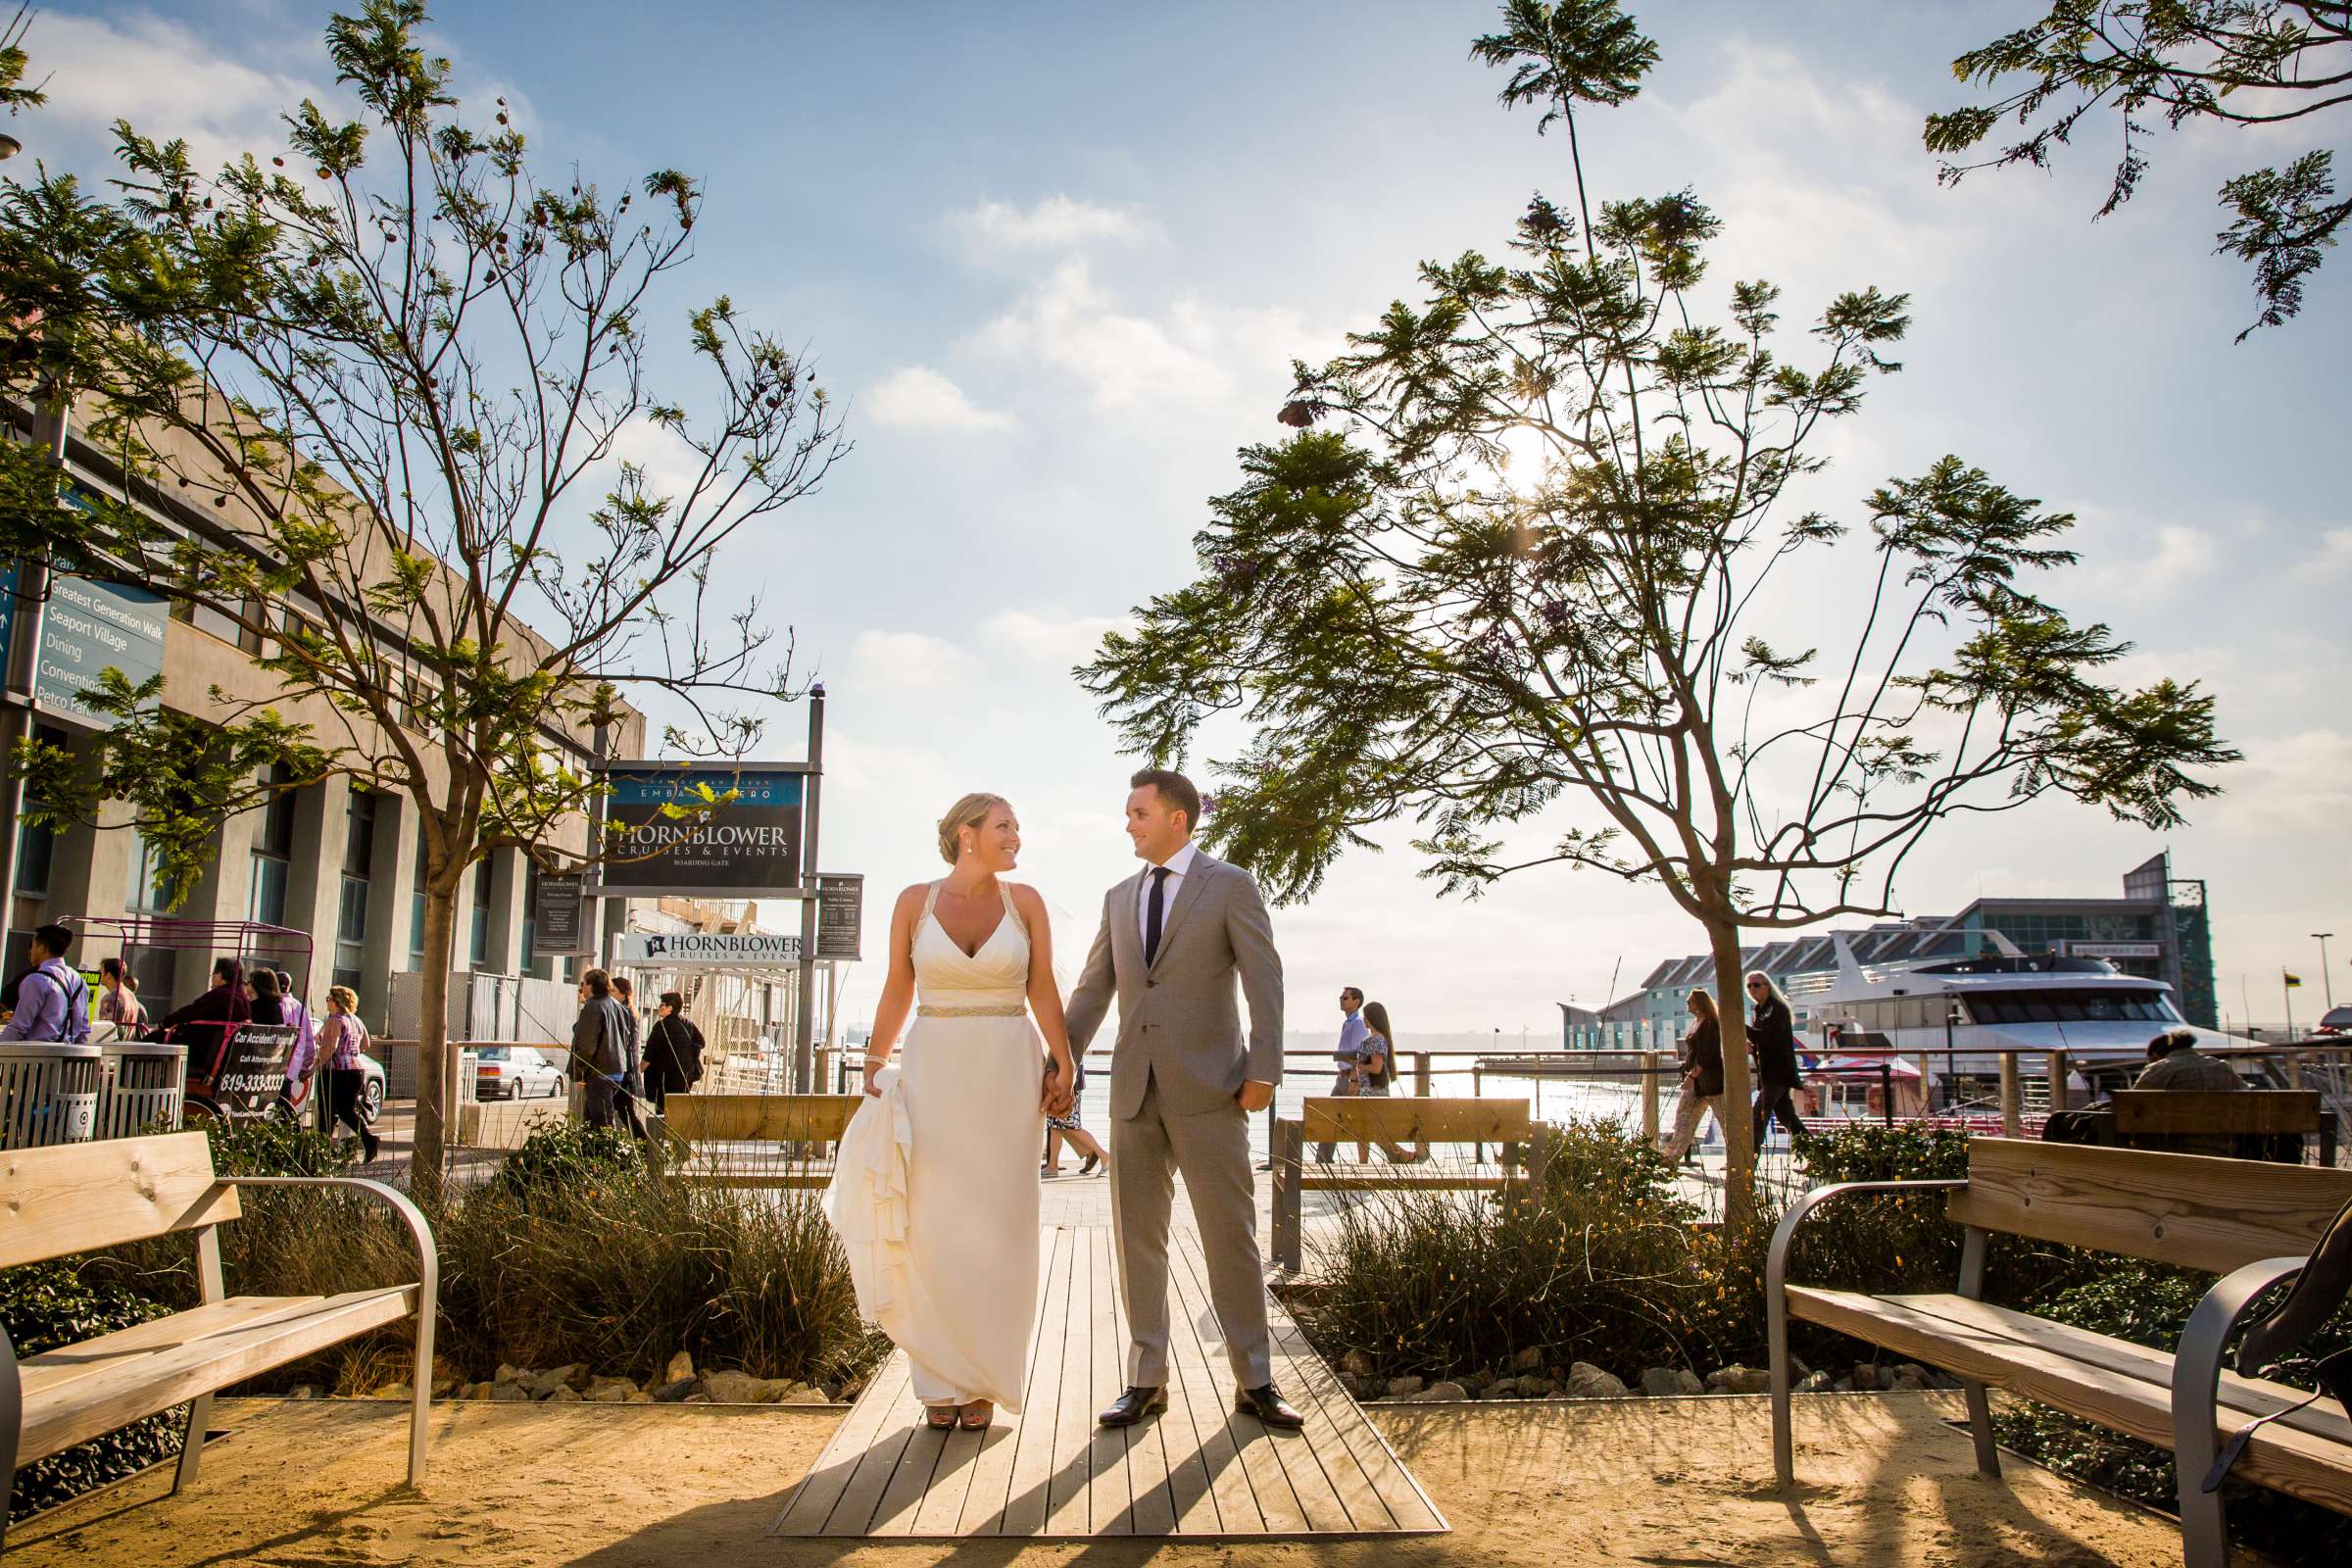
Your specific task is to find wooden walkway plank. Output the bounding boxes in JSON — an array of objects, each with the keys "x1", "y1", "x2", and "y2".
[
  {"x1": 770, "y1": 1184, "x2": 1447, "y2": 1541},
  {"x1": 996, "y1": 1222, "x2": 1076, "y2": 1536},
  {"x1": 1042, "y1": 1219, "x2": 1097, "y2": 1534},
  {"x1": 1166, "y1": 1227, "x2": 1352, "y2": 1533},
  {"x1": 1106, "y1": 1226, "x2": 1181, "y2": 1537},
  {"x1": 953, "y1": 1224, "x2": 1060, "y2": 1536},
  {"x1": 1162, "y1": 1221, "x2": 1315, "y2": 1534}
]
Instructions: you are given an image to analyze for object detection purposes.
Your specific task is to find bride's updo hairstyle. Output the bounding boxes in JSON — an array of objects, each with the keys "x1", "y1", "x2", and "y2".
[{"x1": 937, "y1": 792, "x2": 1009, "y2": 865}]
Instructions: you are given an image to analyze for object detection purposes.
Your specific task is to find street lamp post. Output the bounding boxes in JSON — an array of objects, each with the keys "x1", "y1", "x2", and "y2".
[{"x1": 2316, "y1": 933, "x2": 2337, "y2": 1012}]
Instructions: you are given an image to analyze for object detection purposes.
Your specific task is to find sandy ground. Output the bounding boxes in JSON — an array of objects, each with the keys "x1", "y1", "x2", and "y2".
[{"x1": 5, "y1": 1390, "x2": 2226, "y2": 1567}]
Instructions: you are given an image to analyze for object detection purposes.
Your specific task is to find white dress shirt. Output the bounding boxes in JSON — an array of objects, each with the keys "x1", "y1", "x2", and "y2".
[{"x1": 1137, "y1": 840, "x2": 1199, "y2": 950}]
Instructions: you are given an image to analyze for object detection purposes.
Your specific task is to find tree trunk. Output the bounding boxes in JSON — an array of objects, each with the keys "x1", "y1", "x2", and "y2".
[
  {"x1": 409, "y1": 876, "x2": 462, "y2": 1193},
  {"x1": 1705, "y1": 912, "x2": 1759, "y2": 1241}
]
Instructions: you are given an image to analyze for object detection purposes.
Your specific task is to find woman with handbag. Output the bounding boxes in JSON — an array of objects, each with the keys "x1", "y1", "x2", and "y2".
[{"x1": 1043, "y1": 1051, "x2": 1107, "y2": 1176}]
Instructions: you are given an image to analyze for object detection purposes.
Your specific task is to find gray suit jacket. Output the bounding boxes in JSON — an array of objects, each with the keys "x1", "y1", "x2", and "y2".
[{"x1": 1064, "y1": 850, "x2": 1285, "y2": 1120}]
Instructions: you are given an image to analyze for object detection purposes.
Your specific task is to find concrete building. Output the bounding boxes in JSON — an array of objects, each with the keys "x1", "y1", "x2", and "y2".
[
  {"x1": 1566, "y1": 853, "x2": 2222, "y2": 1046},
  {"x1": 3, "y1": 397, "x2": 647, "y2": 1030}
]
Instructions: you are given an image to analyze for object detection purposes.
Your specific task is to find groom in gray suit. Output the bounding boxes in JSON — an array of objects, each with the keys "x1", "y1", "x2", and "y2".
[{"x1": 1063, "y1": 767, "x2": 1303, "y2": 1430}]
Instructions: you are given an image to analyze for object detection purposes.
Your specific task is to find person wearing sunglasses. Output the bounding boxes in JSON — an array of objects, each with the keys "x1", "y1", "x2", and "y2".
[{"x1": 1746, "y1": 971, "x2": 1807, "y2": 1146}]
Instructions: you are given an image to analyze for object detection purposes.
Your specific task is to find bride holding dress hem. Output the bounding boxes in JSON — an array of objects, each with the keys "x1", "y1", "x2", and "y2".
[{"x1": 826, "y1": 793, "x2": 1077, "y2": 1433}]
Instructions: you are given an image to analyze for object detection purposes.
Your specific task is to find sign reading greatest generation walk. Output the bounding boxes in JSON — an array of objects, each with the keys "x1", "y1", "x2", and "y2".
[
  {"x1": 33, "y1": 573, "x2": 169, "y2": 731},
  {"x1": 590, "y1": 761, "x2": 809, "y2": 898}
]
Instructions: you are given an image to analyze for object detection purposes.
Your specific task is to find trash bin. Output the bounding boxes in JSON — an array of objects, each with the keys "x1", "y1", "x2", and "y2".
[
  {"x1": 96, "y1": 1038, "x2": 186, "y2": 1140},
  {"x1": 0, "y1": 1042, "x2": 104, "y2": 1149}
]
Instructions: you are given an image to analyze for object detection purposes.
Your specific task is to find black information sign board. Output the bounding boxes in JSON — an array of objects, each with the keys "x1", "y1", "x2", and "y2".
[
  {"x1": 532, "y1": 871, "x2": 591, "y2": 958},
  {"x1": 816, "y1": 873, "x2": 863, "y2": 962}
]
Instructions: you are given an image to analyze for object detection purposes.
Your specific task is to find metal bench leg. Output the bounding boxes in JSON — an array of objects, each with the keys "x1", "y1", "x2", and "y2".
[
  {"x1": 1957, "y1": 1228, "x2": 2000, "y2": 1477},
  {"x1": 1, "y1": 1321, "x2": 20, "y2": 1556},
  {"x1": 172, "y1": 1393, "x2": 214, "y2": 1494},
  {"x1": 1766, "y1": 1205, "x2": 1798, "y2": 1487},
  {"x1": 409, "y1": 1228, "x2": 439, "y2": 1487}
]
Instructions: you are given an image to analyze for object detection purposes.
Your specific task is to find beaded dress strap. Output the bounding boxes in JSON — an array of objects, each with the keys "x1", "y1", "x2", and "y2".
[
  {"x1": 998, "y1": 879, "x2": 1027, "y2": 938},
  {"x1": 920, "y1": 880, "x2": 943, "y2": 920}
]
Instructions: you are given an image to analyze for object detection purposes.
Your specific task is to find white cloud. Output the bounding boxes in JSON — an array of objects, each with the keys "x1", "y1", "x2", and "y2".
[
  {"x1": 946, "y1": 196, "x2": 1152, "y2": 256},
  {"x1": 2200, "y1": 729, "x2": 2352, "y2": 837},
  {"x1": 851, "y1": 629, "x2": 975, "y2": 692},
  {"x1": 973, "y1": 258, "x2": 1317, "y2": 413},
  {"x1": 2317, "y1": 528, "x2": 2352, "y2": 573},
  {"x1": 2136, "y1": 523, "x2": 2219, "y2": 594},
  {"x1": 26, "y1": 13, "x2": 326, "y2": 176},
  {"x1": 981, "y1": 609, "x2": 1132, "y2": 667},
  {"x1": 865, "y1": 366, "x2": 1016, "y2": 432}
]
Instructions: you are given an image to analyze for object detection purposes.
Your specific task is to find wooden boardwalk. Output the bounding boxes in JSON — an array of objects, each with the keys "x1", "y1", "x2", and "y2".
[{"x1": 771, "y1": 1222, "x2": 1446, "y2": 1540}]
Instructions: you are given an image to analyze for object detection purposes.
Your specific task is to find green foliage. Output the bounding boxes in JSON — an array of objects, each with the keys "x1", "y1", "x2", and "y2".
[
  {"x1": 0, "y1": 1259, "x2": 183, "y2": 1522},
  {"x1": 201, "y1": 1114, "x2": 359, "y2": 1178},
  {"x1": 1924, "y1": 2, "x2": 2349, "y2": 336},
  {"x1": 487, "y1": 1116, "x2": 645, "y2": 1203}
]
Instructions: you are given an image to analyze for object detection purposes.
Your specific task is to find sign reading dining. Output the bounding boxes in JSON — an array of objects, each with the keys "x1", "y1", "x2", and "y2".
[{"x1": 594, "y1": 762, "x2": 808, "y2": 898}]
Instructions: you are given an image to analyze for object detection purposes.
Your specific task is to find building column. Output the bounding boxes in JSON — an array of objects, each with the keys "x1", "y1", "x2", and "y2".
[
  {"x1": 283, "y1": 773, "x2": 351, "y2": 1000},
  {"x1": 362, "y1": 788, "x2": 419, "y2": 1026},
  {"x1": 171, "y1": 809, "x2": 258, "y2": 1001},
  {"x1": 481, "y1": 846, "x2": 525, "y2": 979},
  {"x1": 45, "y1": 735, "x2": 135, "y2": 926}
]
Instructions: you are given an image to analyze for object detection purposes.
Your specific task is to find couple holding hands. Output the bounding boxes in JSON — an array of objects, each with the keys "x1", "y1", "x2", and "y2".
[{"x1": 826, "y1": 768, "x2": 1302, "y2": 1436}]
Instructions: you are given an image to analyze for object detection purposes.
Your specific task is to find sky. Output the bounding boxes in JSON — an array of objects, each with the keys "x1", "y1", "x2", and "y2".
[{"x1": 20, "y1": 1, "x2": 2350, "y2": 1035}]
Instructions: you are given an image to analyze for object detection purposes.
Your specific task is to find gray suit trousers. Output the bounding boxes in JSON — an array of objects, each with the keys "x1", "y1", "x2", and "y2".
[{"x1": 1108, "y1": 1074, "x2": 1273, "y2": 1389}]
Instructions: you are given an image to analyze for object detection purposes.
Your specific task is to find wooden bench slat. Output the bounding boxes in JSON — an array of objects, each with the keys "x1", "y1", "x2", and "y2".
[
  {"x1": 0, "y1": 1133, "x2": 238, "y2": 1269},
  {"x1": 1786, "y1": 1287, "x2": 2352, "y2": 1512},
  {"x1": 18, "y1": 1285, "x2": 419, "y2": 1465},
  {"x1": 662, "y1": 1094, "x2": 862, "y2": 1143},
  {"x1": 1944, "y1": 1139, "x2": 2352, "y2": 1276},
  {"x1": 18, "y1": 1295, "x2": 337, "y2": 1402},
  {"x1": 1888, "y1": 1292, "x2": 2352, "y2": 1447},
  {"x1": 1298, "y1": 1098, "x2": 1528, "y2": 1143},
  {"x1": 2112, "y1": 1090, "x2": 2322, "y2": 1136}
]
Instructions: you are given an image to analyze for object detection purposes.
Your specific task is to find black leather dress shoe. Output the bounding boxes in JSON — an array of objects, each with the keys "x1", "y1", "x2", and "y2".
[
  {"x1": 1099, "y1": 1386, "x2": 1168, "y2": 1427},
  {"x1": 1235, "y1": 1384, "x2": 1306, "y2": 1429}
]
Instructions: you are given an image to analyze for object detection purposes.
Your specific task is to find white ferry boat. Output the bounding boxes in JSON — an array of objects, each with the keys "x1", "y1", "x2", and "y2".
[{"x1": 1783, "y1": 931, "x2": 2252, "y2": 1107}]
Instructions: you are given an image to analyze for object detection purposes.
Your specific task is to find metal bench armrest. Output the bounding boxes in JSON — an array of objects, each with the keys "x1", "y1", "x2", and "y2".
[
  {"x1": 224, "y1": 1175, "x2": 439, "y2": 1485},
  {"x1": 1767, "y1": 1178, "x2": 1966, "y2": 1487},
  {"x1": 2172, "y1": 1254, "x2": 2308, "y2": 1568}
]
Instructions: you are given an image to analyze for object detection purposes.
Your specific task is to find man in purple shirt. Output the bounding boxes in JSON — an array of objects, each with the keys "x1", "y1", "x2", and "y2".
[
  {"x1": 1, "y1": 924, "x2": 91, "y2": 1044},
  {"x1": 1312, "y1": 986, "x2": 1367, "y2": 1164}
]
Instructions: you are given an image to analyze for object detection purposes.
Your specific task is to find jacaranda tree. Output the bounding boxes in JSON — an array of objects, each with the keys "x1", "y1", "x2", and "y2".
[
  {"x1": 0, "y1": 2, "x2": 844, "y2": 1184},
  {"x1": 1080, "y1": 0, "x2": 2235, "y2": 1235}
]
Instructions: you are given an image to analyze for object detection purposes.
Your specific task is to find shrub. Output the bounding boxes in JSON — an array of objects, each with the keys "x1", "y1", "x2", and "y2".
[
  {"x1": 487, "y1": 1117, "x2": 643, "y2": 1204},
  {"x1": 0, "y1": 1259, "x2": 182, "y2": 1522}
]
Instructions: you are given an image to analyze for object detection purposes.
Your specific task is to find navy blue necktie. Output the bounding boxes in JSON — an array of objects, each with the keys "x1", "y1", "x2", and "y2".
[{"x1": 1145, "y1": 865, "x2": 1171, "y2": 965}]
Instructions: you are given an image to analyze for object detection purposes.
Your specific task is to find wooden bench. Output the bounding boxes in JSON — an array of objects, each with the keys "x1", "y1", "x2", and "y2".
[
  {"x1": 659, "y1": 1093, "x2": 862, "y2": 1188},
  {"x1": 2114, "y1": 1089, "x2": 2331, "y2": 1162},
  {"x1": 0, "y1": 1132, "x2": 436, "y2": 1550},
  {"x1": 1268, "y1": 1098, "x2": 1547, "y2": 1272},
  {"x1": 1767, "y1": 1138, "x2": 2352, "y2": 1566}
]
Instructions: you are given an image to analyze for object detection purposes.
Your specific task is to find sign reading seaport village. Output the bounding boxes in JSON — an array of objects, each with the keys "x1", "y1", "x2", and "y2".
[{"x1": 589, "y1": 761, "x2": 808, "y2": 898}]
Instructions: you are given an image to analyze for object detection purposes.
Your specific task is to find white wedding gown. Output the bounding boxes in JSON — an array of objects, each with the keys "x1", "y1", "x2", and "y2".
[{"x1": 829, "y1": 879, "x2": 1045, "y2": 1411}]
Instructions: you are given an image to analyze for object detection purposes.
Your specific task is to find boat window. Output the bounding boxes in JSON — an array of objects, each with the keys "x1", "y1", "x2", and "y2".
[{"x1": 1949, "y1": 990, "x2": 2182, "y2": 1025}]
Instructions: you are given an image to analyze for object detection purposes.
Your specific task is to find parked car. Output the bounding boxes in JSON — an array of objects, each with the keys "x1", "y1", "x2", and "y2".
[
  {"x1": 357, "y1": 1048, "x2": 387, "y2": 1124},
  {"x1": 472, "y1": 1045, "x2": 564, "y2": 1102}
]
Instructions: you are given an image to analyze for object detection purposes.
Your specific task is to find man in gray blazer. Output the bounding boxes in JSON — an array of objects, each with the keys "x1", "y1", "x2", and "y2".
[{"x1": 1064, "y1": 767, "x2": 1303, "y2": 1430}]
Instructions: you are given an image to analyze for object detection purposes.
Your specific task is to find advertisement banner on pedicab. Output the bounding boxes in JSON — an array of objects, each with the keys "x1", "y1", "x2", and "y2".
[{"x1": 209, "y1": 1023, "x2": 300, "y2": 1117}]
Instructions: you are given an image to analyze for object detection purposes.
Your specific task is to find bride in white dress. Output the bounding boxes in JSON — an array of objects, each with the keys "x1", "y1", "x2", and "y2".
[{"x1": 830, "y1": 793, "x2": 1078, "y2": 1432}]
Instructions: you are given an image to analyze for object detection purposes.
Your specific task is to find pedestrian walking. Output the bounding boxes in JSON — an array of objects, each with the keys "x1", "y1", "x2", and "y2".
[
  {"x1": 1346, "y1": 1002, "x2": 1415, "y2": 1163},
  {"x1": 571, "y1": 968, "x2": 643, "y2": 1136},
  {"x1": 611, "y1": 973, "x2": 646, "y2": 1108},
  {"x1": 1659, "y1": 988, "x2": 1725, "y2": 1164},
  {"x1": 270, "y1": 968, "x2": 321, "y2": 1116},
  {"x1": 318, "y1": 986, "x2": 380, "y2": 1160},
  {"x1": 1044, "y1": 1054, "x2": 1108, "y2": 1177},
  {"x1": 97, "y1": 957, "x2": 145, "y2": 1033},
  {"x1": 1311, "y1": 985, "x2": 1368, "y2": 1164},
  {"x1": 0, "y1": 924, "x2": 90, "y2": 1043},
  {"x1": 641, "y1": 991, "x2": 707, "y2": 1115},
  {"x1": 1746, "y1": 971, "x2": 1808, "y2": 1146}
]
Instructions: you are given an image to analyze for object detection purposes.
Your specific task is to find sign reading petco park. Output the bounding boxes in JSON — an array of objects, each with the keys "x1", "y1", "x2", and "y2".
[
  {"x1": 612, "y1": 931, "x2": 805, "y2": 966},
  {"x1": 591, "y1": 761, "x2": 810, "y2": 898}
]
